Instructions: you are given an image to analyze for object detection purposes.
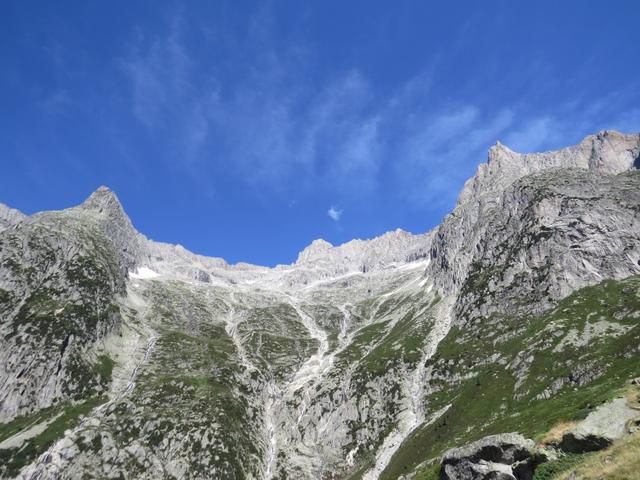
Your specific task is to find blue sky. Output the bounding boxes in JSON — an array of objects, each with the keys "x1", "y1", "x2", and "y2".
[{"x1": 1, "y1": 1, "x2": 639, "y2": 266}]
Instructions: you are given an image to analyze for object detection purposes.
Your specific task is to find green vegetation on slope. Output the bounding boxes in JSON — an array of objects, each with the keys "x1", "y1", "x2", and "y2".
[
  {"x1": 551, "y1": 429, "x2": 640, "y2": 479},
  {"x1": 0, "y1": 396, "x2": 106, "y2": 478},
  {"x1": 382, "y1": 276, "x2": 640, "y2": 479},
  {"x1": 71, "y1": 281, "x2": 266, "y2": 479},
  {"x1": 533, "y1": 452, "x2": 593, "y2": 480}
]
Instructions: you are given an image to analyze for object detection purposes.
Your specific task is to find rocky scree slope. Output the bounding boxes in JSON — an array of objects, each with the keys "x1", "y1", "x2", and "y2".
[{"x1": 0, "y1": 130, "x2": 639, "y2": 480}]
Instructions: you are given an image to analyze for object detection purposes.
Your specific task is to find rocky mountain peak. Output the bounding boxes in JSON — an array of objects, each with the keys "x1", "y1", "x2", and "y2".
[
  {"x1": 295, "y1": 238, "x2": 334, "y2": 264},
  {"x1": 0, "y1": 203, "x2": 26, "y2": 233},
  {"x1": 81, "y1": 186, "x2": 126, "y2": 216},
  {"x1": 487, "y1": 139, "x2": 515, "y2": 161},
  {"x1": 584, "y1": 129, "x2": 640, "y2": 172},
  {"x1": 290, "y1": 229, "x2": 431, "y2": 286},
  {"x1": 457, "y1": 130, "x2": 640, "y2": 207},
  {"x1": 76, "y1": 186, "x2": 142, "y2": 269},
  {"x1": 79, "y1": 186, "x2": 138, "y2": 236}
]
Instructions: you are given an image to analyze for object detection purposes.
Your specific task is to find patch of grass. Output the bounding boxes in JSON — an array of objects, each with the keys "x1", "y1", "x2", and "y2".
[
  {"x1": 0, "y1": 287, "x2": 13, "y2": 307},
  {"x1": 0, "y1": 396, "x2": 106, "y2": 477},
  {"x1": 533, "y1": 452, "x2": 593, "y2": 480},
  {"x1": 357, "y1": 310, "x2": 431, "y2": 376},
  {"x1": 95, "y1": 354, "x2": 115, "y2": 386},
  {"x1": 0, "y1": 405, "x2": 59, "y2": 443},
  {"x1": 540, "y1": 420, "x2": 580, "y2": 446},
  {"x1": 337, "y1": 319, "x2": 390, "y2": 364},
  {"x1": 415, "y1": 463, "x2": 440, "y2": 480},
  {"x1": 552, "y1": 430, "x2": 640, "y2": 480}
]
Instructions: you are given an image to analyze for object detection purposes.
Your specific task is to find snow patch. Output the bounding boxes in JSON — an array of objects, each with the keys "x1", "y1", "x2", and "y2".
[{"x1": 129, "y1": 267, "x2": 160, "y2": 279}]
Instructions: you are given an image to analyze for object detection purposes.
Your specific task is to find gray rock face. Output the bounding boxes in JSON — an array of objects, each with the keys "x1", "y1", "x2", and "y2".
[
  {"x1": 560, "y1": 398, "x2": 640, "y2": 453},
  {"x1": 0, "y1": 189, "x2": 137, "y2": 421},
  {"x1": 457, "y1": 130, "x2": 640, "y2": 207},
  {"x1": 454, "y1": 168, "x2": 640, "y2": 321},
  {"x1": 427, "y1": 131, "x2": 640, "y2": 322},
  {"x1": 77, "y1": 186, "x2": 145, "y2": 272},
  {"x1": 0, "y1": 203, "x2": 25, "y2": 233},
  {"x1": 440, "y1": 433, "x2": 538, "y2": 480},
  {"x1": 295, "y1": 229, "x2": 431, "y2": 271}
]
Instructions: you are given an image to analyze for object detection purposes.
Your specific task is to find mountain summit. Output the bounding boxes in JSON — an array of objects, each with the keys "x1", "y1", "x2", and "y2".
[
  {"x1": 81, "y1": 185, "x2": 122, "y2": 211},
  {"x1": 457, "y1": 130, "x2": 640, "y2": 207},
  {"x1": 0, "y1": 204, "x2": 25, "y2": 233}
]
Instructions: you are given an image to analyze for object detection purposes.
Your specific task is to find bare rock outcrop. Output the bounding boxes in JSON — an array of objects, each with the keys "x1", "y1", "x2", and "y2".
[
  {"x1": 440, "y1": 433, "x2": 541, "y2": 480},
  {"x1": 560, "y1": 397, "x2": 640, "y2": 453},
  {"x1": 0, "y1": 203, "x2": 26, "y2": 233},
  {"x1": 457, "y1": 130, "x2": 640, "y2": 207},
  {"x1": 426, "y1": 131, "x2": 640, "y2": 321}
]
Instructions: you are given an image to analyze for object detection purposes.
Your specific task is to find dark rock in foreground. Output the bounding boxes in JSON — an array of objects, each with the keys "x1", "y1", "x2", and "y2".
[{"x1": 440, "y1": 432, "x2": 541, "y2": 480}]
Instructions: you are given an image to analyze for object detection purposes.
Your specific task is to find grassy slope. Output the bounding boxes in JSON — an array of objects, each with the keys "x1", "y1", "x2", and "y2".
[
  {"x1": 532, "y1": 385, "x2": 640, "y2": 479},
  {"x1": 0, "y1": 396, "x2": 106, "y2": 477},
  {"x1": 381, "y1": 276, "x2": 640, "y2": 479},
  {"x1": 552, "y1": 430, "x2": 640, "y2": 480}
]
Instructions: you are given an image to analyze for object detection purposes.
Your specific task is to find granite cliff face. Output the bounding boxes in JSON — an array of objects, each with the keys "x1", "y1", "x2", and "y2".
[
  {"x1": 457, "y1": 130, "x2": 640, "y2": 207},
  {"x1": 0, "y1": 131, "x2": 639, "y2": 480},
  {"x1": 428, "y1": 131, "x2": 640, "y2": 299}
]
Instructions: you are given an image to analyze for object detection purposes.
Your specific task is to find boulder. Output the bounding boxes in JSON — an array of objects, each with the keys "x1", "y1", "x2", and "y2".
[
  {"x1": 440, "y1": 432, "x2": 540, "y2": 480},
  {"x1": 560, "y1": 397, "x2": 639, "y2": 453}
]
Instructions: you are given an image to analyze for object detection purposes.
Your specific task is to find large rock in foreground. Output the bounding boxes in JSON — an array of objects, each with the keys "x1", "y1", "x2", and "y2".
[
  {"x1": 440, "y1": 433, "x2": 540, "y2": 480},
  {"x1": 560, "y1": 397, "x2": 639, "y2": 453}
]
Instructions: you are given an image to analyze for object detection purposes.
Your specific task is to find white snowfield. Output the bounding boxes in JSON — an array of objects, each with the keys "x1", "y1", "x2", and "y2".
[{"x1": 128, "y1": 267, "x2": 160, "y2": 279}]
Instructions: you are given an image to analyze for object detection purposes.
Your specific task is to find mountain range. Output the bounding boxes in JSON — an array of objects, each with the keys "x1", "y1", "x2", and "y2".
[{"x1": 1, "y1": 130, "x2": 639, "y2": 479}]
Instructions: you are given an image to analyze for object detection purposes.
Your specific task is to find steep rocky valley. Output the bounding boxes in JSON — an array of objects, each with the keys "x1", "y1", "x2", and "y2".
[{"x1": 1, "y1": 130, "x2": 640, "y2": 479}]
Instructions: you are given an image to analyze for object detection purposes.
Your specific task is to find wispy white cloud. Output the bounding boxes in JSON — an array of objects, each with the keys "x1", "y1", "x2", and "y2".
[
  {"x1": 503, "y1": 116, "x2": 558, "y2": 152},
  {"x1": 122, "y1": 25, "x2": 191, "y2": 129},
  {"x1": 390, "y1": 104, "x2": 514, "y2": 207},
  {"x1": 504, "y1": 94, "x2": 640, "y2": 155},
  {"x1": 121, "y1": 25, "x2": 382, "y2": 193},
  {"x1": 327, "y1": 206, "x2": 342, "y2": 221},
  {"x1": 40, "y1": 89, "x2": 74, "y2": 114},
  {"x1": 118, "y1": 12, "x2": 640, "y2": 212}
]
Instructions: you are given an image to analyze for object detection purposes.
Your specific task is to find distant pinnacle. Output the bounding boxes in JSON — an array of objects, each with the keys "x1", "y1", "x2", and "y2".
[
  {"x1": 81, "y1": 186, "x2": 123, "y2": 214},
  {"x1": 0, "y1": 203, "x2": 26, "y2": 232},
  {"x1": 296, "y1": 239, "x2": 334, "y2": 264}
]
